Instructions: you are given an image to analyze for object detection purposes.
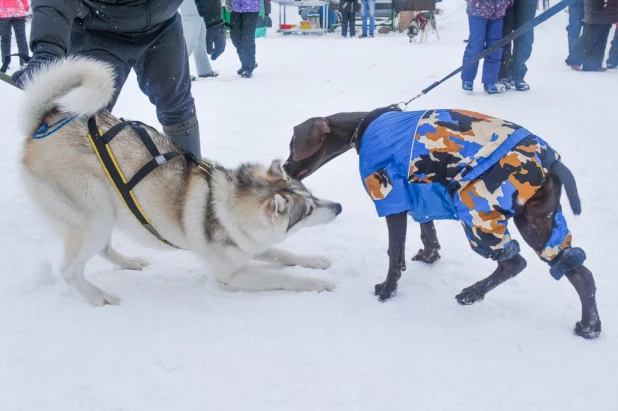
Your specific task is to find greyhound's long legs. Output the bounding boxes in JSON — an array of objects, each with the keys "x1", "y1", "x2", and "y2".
[
  {"x1": 374, "y1": 212, "x2": 408, "y2": 301},
  {"x1": 411, "y1": 221, "x2": 441, "y2": 264}
]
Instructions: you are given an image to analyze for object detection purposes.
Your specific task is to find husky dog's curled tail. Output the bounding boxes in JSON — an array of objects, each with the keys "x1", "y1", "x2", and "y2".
[{"x1": 20, "y1": 56, "x2": 116, "y2": 135}]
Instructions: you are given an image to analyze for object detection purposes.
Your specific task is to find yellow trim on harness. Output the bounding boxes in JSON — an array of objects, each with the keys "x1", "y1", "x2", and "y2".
[{"x1": 86, "y1": 129, "x2": 172, "y2": 248}]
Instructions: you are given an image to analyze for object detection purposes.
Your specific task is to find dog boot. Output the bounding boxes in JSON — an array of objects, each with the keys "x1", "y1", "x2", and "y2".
[
  {"x1": 484, "y1": 83, "x2": 507, "y2": 94},
  {"x1": 514, "y1": 80, "x2": 530, "y2": 91},
  {"x1": 462, "y1": 80, "x2": 473, "y2": 91}
]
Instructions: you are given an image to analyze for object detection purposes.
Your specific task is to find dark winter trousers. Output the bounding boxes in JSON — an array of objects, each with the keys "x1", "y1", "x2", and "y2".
[
  {"x1": 68, "y1": 13, "x2": 201, "y2": 156},
  {"x1": 566, "y1": 0, "x2": 584, "y2": 58},
  {"x1": 341, "y1": 11, "x2": 356, "y2": 36},
  {"x1": 0, "y1": 17, "x2": 29, "y2": 69},
  {"x1": 567, "y1": 23, "x2": 612, "y2": 70},
  {"x1": 230, "y1": 12, "x2": 259, "y2": 72},
  {"x1": 499, "y1": 0, "x2": 537, "y2": 82},
  {"x1": 462, "y1": 16, "x2": 504, "y2": 85}
]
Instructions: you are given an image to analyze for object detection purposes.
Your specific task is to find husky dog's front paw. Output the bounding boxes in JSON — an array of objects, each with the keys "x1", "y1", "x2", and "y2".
[
  {"x1": 298, "y1": 255, "x2": 332, "y2": 270},
  {"x1": 297, "y1": 277, "x2": 336, "y2": 292},
  {"x1": 82, "y1": 289, "x2": 121, "y2": 307},
  {"x1": 122, "y1": 257, "x2": 150, "y2": 271}
]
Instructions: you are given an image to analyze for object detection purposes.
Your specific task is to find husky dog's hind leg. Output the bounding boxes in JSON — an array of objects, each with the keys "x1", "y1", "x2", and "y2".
[
  {"x1": 100, "y1": 242, "x2": 150, "y2": 271},
  {"x1": 61, "y1": 221, "x2": 120, "y2": 306}
]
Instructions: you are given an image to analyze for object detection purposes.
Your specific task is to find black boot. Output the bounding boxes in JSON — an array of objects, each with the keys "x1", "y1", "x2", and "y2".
[
  {"x1": 0, "y1": 56, "x2": 10, "y2": 73},
  {"x1": 162, "y1": 115, "x2": 201, "y2": 157}
]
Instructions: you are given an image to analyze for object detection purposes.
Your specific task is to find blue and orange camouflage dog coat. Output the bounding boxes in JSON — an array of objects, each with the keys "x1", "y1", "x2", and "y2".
[{"x1": 359, "y1": 109, "x2": 575, "y2": 279}]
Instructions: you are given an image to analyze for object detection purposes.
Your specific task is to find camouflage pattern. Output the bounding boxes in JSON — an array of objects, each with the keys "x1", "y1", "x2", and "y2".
[
  {"x1": 410, "y1": 109, "x2": 523, "y2": 186},
  {"x1": 365, "y1": 169, "x2": 393, "y2": 200},
  {"x1": 360, "y1": 108, "x2": 573, "y2": 265},
  {"x1": 453, "y1": 135, "x2": 565, "y2": 260}
]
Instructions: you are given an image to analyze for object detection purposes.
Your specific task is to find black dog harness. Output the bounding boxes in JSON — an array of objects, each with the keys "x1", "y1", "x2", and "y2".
[{"x1": 85, "y1": 116, "x2": 217, "y2": 250}]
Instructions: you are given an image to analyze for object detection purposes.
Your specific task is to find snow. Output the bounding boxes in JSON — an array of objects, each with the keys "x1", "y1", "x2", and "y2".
[{"x1": 1, "y1": 3, "x2": 617, "y2": 410}]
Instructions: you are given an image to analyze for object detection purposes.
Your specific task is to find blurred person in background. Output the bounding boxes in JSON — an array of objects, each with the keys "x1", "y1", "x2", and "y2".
[
  {"x1": 181, "y1": 0, "x2": 219, "y2": 80},
  {"x1": 607, "y1": 23, "x2": 618, "y2": 69},
  {"x1": 340, "y1": 0, "x2": 360, "y2": 38},
  {"x1": 567, "y1": 0, "x2": 617, "y2": 71},
  {"x1": 498, "y1": 0, "x2": 537, "y2": 91},
  {"x1": 0, "y1": 0, "x2": 30, "y2": 73},
  {"x1": 229, "y1": 0, "x2": 261, "y2": 78},
  {"x1": 12, "y1": 0, "x2": 227, "y2": 157},
  {"x1": 461, "y1": 0, "x2": 513, "y2": 94}
]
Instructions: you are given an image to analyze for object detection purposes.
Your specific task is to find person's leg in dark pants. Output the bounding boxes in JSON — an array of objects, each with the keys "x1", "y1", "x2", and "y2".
[
  {"x1": 606, "y1": 26, "x2": 618, "y2": 68},
  {"x1": 239, "y1": 12, "x2": 259, "y2": 76},
  {"x1": 461, "y1": 16, "x2": 488, "y2": 88},
  {"x1": 581, "y1": 23, "x2": 612, "y2": 71},
  {"x1": 511, "y1": 0, "x2": 537, "y2": 87},
  {"x1": 348, "y1": 12, "x2": 357, "y2": 36},
  {"x1": 230, "y1": 11, "x2": 244, "y2": 68},
  {"x1": 68, "y1": 22, "x2": 132, "y2": 111},
  {"x1": 481, "y1": 18, "x2": 505, "y2": 86},
  {"x1": 566, "y1": 1, "x2": 584, "y2": 59},
  {"x1": 133, "y1": 14, "x2": 201, "y2": 156},
  {"x1": 12, "y1": 17, "x2": 30, "y2": 66},
  {"x1": 0, "y1": 18, "x2": 12, "y2": 72},
  {"x1": 498, "y1": 4, "x2": 515, "y2": 83},
  {"x1": 341, "y1": 11, "x2": 350, "y2": 36}
]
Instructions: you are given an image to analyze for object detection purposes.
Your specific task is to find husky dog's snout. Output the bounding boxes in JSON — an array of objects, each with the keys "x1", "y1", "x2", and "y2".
[{"x1": 334, "y1": 203, "x2": 343, "y2": 215}]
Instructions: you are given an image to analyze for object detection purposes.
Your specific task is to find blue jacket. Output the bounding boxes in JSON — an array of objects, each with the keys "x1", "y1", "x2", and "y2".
[
  {"x1": 466, "y1": 0, "x2": 513, "y2": 19},
  {"x1": 359, "y1": 109, "x2": 534, "y2": 223}
]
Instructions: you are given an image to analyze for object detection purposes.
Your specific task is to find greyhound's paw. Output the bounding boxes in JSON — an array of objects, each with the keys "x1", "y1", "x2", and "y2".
[
  {"x1": 456, "y1": 284, "x2": 486, "y2": 305},
  {"x1": 298, "y1": 255, "x2": 332, "y2": 270},
  {"x1": 575, "y1": 320, "x2": 602, "y2": 339},
  {"x1": 121, "y1": 257, "x2": 150, "y2": 271},
  {"x1": 411, "y1": 248, "x2": 441, "y2": 264},
  {"x1": 297, "y1": 277, "x2": 336, "y2": 293},
  {"x1": 375, "y1": 282, "x2": 397, "y2": 302}
]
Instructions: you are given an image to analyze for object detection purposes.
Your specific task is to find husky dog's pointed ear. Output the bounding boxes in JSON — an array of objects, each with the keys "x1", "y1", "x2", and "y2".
[
  {"x1": 270, "y1": 193, "x2": 288, "y2": 217},
  {"x1": 268, "y1": 159, "x2": 290, "y2": 181},
  {"x1": 291, "y1": 117, "x2": 330, "y2": 161}
]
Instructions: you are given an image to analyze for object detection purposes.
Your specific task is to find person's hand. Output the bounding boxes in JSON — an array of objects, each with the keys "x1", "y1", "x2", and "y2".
[
  {"x1": 11, "y1": 51, "x2": 57, "y2": 89},
  {"x1": 205, "y1": 20, "x2": 226, "y2": 61}
]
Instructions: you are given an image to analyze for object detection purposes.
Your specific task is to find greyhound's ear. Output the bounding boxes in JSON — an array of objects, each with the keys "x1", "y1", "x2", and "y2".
[
  {"x1": 268, "y1": 159, "x2": 290, "y2": 181},
  {"x1": 270, "y1": 193, "x2": 288, "y2": 218},
  {"x1": 291, "y1": 117, "x2": 330, "y2": 161},
  {"x1": 315, "y1": 118, "x2": 331, "y2": 135}
]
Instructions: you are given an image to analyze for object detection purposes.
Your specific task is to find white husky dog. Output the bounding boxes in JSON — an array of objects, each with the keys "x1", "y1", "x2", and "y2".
[{"x1": 19, "y1": 57, "x2": 342, "y2": 306}]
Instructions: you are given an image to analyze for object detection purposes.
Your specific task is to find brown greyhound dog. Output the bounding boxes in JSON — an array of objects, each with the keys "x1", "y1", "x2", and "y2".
[{"x1": 283, "y1": 106, "x2": 601, "y2": 339}]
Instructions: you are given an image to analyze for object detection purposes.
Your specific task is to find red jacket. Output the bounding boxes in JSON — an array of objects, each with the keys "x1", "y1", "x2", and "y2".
[{"x1": 0, "y1": 0, "x2": 30, "y2": 18}]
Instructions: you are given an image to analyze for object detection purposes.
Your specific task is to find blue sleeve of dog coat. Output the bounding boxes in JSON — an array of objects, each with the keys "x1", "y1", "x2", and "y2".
[
  {"x1": 359, "y1": 110, "x2": 426, "y2": 218},
  {"x1": 362, "y1": 162, "x2": 414, "y2": 217}
]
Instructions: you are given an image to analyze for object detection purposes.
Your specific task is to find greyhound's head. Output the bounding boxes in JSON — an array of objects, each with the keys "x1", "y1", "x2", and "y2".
[{"x1": 283, "y1": 112, "x2": 367, "y2": 181}]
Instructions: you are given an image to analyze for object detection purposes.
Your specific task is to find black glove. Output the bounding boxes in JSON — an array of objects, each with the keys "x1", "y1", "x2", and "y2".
[
  {"x1": 11, "y1": 51, "x2": 58, "y2": 89},
  {"x1": 205, "y1": 19, "x2": 227, "y2": 61}
]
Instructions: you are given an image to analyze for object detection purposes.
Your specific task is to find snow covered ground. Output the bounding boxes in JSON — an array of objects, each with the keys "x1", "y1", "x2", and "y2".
[{"x1": 1, "y1": 2, "x2": 617, "y2": 410}]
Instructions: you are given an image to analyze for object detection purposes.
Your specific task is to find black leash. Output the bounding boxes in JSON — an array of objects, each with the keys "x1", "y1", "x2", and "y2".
[
  {"x1": 399, "y1": 0, "x2": 577, "y2": 109},
  {"x1": 0, "y1": 71, "x2": 17, "y2": 88}
]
